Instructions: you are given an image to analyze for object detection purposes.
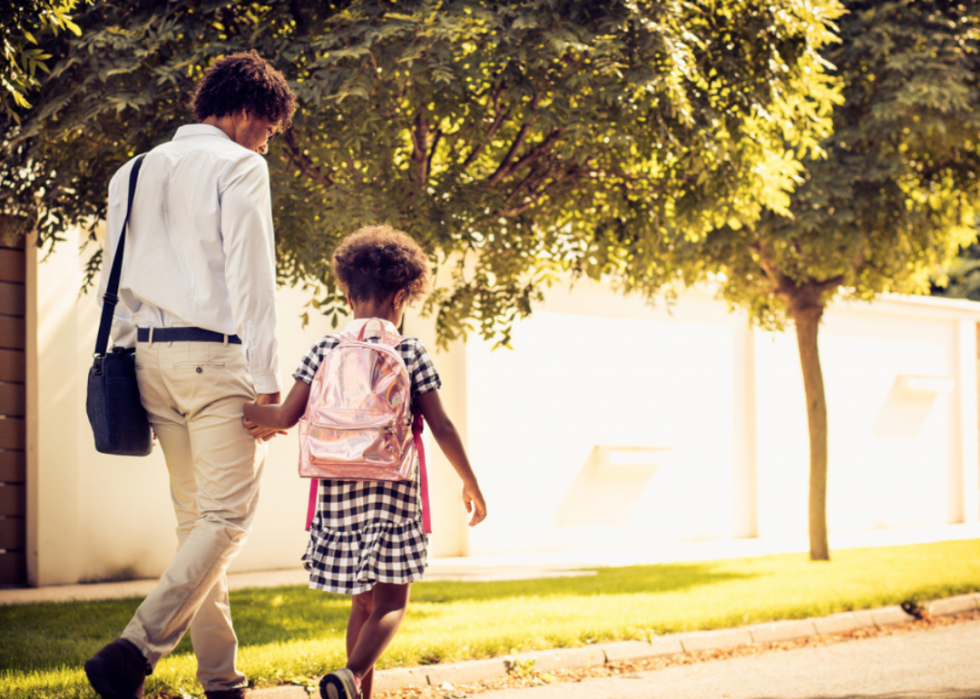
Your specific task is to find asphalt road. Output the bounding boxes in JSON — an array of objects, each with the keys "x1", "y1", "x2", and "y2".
[{"x1": 477, "y1": 619, "x2": 980, "y2": 699}]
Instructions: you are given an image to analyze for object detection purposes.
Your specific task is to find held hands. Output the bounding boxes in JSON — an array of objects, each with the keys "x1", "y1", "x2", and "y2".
[
  {"x1": 242, "y1": 414, "x2": 286, "y2": 441},
  {"x1": 462, "y1": 482, "x2": 487, "y2": 527},
  {"x1": 242, "y1": 392, "x2": 288, "y2": 442}
]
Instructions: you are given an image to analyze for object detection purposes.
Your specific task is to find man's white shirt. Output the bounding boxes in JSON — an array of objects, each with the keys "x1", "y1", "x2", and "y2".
[{"x1": 99, "y1": 123, "x2": 282, "y2": 394}]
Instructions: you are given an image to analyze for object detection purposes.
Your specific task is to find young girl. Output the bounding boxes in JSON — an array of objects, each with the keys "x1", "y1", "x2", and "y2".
[{"x1": 243, "y1": 225, "x2": 487, "y2": 699}]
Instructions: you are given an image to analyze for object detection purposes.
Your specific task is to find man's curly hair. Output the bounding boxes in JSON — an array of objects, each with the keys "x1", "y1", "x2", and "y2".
[
  {"x1": 332, "y1": 225, "x2": 433, "y2": 304},
  {"x1": 192, "y1": 50, "x2": 296, "y2": 128}
]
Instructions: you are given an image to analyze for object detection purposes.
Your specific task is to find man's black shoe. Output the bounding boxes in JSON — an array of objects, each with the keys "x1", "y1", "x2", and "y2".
[{"x1": 84, "y1": 638, "x2": 148, "y2": 699}]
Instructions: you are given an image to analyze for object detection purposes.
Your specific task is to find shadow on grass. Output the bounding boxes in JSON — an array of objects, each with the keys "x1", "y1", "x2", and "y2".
[{"x1": 0, "y1": 562, "x2": 754, "y2": 674}]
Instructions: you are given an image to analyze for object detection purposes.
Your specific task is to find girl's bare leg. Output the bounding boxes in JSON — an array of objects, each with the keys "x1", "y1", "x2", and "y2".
[
  {"x1": 346, "y1": 590, "x2": 374, "y2": 697},
  {"x1": 346, "y1": 582, "x2": 411, "y2": 697}
]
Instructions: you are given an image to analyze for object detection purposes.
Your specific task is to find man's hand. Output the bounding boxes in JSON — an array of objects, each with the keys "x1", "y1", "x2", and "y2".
[
  {"x1": 245, "y1": 392, "x2": 287, "y2": 441},
  {"x1": 242, "y1": 415, "x2": 285, "y2": 441}
]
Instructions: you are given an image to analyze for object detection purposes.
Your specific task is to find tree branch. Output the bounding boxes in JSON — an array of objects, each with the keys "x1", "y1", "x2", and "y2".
[
  {"x1": 487, "y1": 90, "x2": 542, "y2": 185},
  {"x1": 283, "y1": 129, "x2": 335, "y2": 189},
  {"x1": 508, "y1": 127, "x2": 565, "y2": 174},
  {"x1": 426, "y1": 128, "x2": 443, "y2": 185},
  {"x1": 461, "y1": 79, "x2": 510, "y2": 171},
  {"x1": 749, "y1": 238, "x2": 781, "y2": 289},
  {"x1": 499, "y1": 166, "x2": 583, "y2": 217},
  {"x1": 342, "y1": 154, "x2": 362, "y2": 184},
  {"x1": 288, "y1": 0, "x2": 309, "y2": 35},
  {"x1": 410, "y1": 108, "x2": 430, "y2": 188},
  {"x1": 775, "y1": 271, "x2": 844, "y2": 310},
  {"x1": 504, "y1": 169, "x2": 539, "y2": 205}
]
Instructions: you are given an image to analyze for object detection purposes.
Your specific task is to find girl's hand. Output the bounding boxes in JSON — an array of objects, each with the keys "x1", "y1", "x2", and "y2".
[
  {"x1": 462, "y1": 482, "x2": 487, "y2": 526},
  {"x1": 242, "y1": 414, "x2": 287, "y2": 441}
]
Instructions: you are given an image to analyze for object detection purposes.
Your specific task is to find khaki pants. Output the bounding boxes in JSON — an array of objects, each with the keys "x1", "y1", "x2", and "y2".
[{"x1": 122, "y1": 339, "x2": 266, "y2": 692}]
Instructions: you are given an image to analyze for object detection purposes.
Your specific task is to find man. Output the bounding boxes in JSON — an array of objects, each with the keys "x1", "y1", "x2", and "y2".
[{"x1": 84, "y1": 51, "x2": 296, "y2": 699}]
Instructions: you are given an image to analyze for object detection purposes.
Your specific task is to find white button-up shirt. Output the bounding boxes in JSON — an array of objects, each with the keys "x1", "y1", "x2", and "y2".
[{"x1": 99, "y1": 124, "x2": 281, "y2": 393}]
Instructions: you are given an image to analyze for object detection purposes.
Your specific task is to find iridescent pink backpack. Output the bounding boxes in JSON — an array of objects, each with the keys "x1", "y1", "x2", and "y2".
[{"x1": 298, "y1": 319, "x2": 429, "y2": 531}]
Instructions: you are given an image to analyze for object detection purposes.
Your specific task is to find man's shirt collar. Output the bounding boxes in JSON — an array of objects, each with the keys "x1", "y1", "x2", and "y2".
[{"x1": 172, "y1": 124, "x2": 233, "y2": 142}]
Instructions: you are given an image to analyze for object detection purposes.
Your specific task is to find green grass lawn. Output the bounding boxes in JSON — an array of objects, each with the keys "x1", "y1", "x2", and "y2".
[{"x1": 2, "y1": 538, "x2": 979, "y2": 699}]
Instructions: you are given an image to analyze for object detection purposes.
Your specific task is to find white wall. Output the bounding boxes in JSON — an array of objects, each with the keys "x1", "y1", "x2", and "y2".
[
  {"x1": 25, "y1": 228, "x2": 980, "y2": 585},
  {"x1": 462, "y1": 283, "x2": 747, "y2": 556},
  {"x1": 26, "y1": 227, "x2": 472, "y2": 585},
  {"x1": 460, "y1": 282, "x2": 980, "y2": 557},
  {"x1": 756, "y1": 304, "x2": 972, "y2": 538},
  {"x1": 28, "y1": 230, "x2": 323, "y2": 584}
]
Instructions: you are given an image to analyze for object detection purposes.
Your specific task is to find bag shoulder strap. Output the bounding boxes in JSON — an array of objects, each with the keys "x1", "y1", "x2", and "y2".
[
  {"x1": 94, "y1": 154, "x2": 146, "y2": 357},
  {"x1": 332, "y1": 328, "x2": 410, "y2": 370},
  {"x1": 337, "y1": 327, "x2": 407, "y2": 348}
]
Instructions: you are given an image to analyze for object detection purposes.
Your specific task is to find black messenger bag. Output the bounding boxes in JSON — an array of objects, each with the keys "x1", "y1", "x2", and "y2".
[{"x1": 85, "y1": 154, "x2": 153, "y2": 456}]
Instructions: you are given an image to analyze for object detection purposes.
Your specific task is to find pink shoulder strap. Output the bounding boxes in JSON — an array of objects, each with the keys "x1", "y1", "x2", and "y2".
[
  {"x1": 414, "y1": 412, "x2": 432, "y2": 535},
  {"x1": 306, "y1": 478, "x2": 318, "y2": 532}
]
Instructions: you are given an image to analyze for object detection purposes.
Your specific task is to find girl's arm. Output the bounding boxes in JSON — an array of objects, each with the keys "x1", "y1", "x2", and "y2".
[
  {"x1": 243, "y1": 379, "x2": 311, "y2": 433},
  {"x1": 416, "y1": 389, "x2": 487, "y2": 526}
]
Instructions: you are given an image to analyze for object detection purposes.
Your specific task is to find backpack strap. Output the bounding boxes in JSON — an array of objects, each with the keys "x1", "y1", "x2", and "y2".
[
  {"x1": 413, "y1": 412, "x2": 432, "y2": 535},
  {"x1": 356, "y1": 318, "x2": 389, "y2": 342},
  {"x1": 305, "y1": 479, "x2": 318, "y2": 532}
]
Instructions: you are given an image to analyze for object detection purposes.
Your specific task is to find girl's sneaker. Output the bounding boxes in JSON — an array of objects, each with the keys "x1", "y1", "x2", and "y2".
[{"x1": 319, "y1": 668, "x2": 361, "y2": 699}]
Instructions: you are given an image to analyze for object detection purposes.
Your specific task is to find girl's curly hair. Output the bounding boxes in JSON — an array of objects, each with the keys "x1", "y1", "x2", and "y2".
[
  {"x1": 192, "y1": 50, "x2": 296, "y2": 128},
  {"x1": 332, "y1": 225, "x2": 433, "y2": 304}
]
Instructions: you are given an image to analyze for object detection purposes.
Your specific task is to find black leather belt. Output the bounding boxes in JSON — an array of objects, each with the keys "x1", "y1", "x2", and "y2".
[{"x1": 137, "y1": 327, "x2": 241, "y2": 344}]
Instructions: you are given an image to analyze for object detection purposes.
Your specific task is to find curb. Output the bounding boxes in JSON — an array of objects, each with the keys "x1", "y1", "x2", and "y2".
[{"x1": 251, "y1": 593, "x2": 980, "y2": 698}]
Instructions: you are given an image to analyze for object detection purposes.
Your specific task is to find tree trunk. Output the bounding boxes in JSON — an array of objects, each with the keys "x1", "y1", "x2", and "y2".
[{"x1": 788, "y1": 298, "x2": 830, "y2": 561}]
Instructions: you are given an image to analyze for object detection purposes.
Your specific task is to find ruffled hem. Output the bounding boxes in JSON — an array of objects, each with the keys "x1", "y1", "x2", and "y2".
[{"x1": 302, "y1": 517, "x2": 428, "y2": 595}]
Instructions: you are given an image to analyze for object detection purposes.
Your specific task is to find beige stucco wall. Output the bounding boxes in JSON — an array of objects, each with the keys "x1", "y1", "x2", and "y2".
[
  {"x1": 24, "y1": 227, "x2": 471, "y2": 586},
  {"x1": 458, "y1": 280, "x2": 980, "y2": 557},
  {"x1": 23, "y1": 226, "x2": 980, "y2": 586},
  {"x1": 754, "y1": 298, "x2": 980, "y2": 538}
]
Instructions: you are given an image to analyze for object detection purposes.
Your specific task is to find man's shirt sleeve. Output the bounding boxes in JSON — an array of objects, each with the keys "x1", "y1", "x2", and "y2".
[{"x1": 220, "y1": 154, "x2": 282, "y2": 394}]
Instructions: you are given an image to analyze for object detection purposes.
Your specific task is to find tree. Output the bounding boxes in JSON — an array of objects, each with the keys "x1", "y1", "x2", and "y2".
[
  {"x1": 932, "y1": 233, "x2": 980, "y2": 301},
  {"x1": 0, "y1": 0, "x2": 82, "y2": 123},
  {"x1": 611, "y1": 1, "x2": 980, "y2": 560},
  {"x1": 2, "y1": 0, "x2": 842, "y2": 346}
]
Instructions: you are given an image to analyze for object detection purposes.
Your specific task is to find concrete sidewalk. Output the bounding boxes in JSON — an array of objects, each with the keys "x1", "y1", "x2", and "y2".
[
  {"x1": 474, "y1": 617, "x2": 980, "y2": 699},
  {"x1": 256, "y1": 593, "x2": 980, "y2": 698}
]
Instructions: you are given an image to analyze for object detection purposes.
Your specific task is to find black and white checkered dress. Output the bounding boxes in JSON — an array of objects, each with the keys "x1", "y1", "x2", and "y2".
[{"x1": 293, "y1": 319, "x2": 441, "y2": 595}]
